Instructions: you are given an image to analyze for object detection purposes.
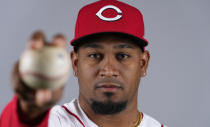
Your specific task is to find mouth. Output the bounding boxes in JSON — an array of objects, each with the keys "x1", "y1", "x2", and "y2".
[{"x1": 96, "y1": 84, "x2": 123, "y2": 92}]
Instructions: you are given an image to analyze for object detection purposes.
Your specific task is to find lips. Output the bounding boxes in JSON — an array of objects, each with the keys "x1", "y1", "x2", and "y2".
[
  {"x1": 94, "y1": 78, "x2": 124, "y2": 92},
  {"x1": 95, "y1": 83, "x2": 123, "y2": 92}
]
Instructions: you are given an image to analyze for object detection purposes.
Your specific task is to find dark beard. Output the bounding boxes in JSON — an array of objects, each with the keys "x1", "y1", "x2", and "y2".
[{"x1": 91, "y1": 99, "x2": 127, "y2": 115}]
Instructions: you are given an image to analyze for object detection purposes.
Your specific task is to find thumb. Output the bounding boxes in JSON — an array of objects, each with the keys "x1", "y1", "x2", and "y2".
[{"x1": 35, "y1": 89, "x2": 52, "y2": 107}]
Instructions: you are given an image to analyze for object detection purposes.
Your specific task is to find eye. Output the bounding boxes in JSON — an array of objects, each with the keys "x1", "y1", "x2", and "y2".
[
  {"x1": 88, "y1": 53, "x2": 103, "y2": 60},
  {"x1": 116, "y1": 53, "x2": 130, "y2": 61}
]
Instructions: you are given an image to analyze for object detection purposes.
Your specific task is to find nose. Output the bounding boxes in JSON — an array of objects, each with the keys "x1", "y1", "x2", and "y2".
[{"x1": 99, "y1": 55, "x2": 119, "y2": 78}]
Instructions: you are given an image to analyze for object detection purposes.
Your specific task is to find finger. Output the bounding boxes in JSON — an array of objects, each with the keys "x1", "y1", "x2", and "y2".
[
  {"x1": 35, "y1": 89, "x2": 52, "y2": 107},
  {"x1": 51, "y1": 34, "x2": 67, "y2": 48},
  {"x1": 11, "y1": 61, "x2": 21, "y2": 91},
  {"x1": 27, "y1": 31, "x2": 46, "y2": 50}
]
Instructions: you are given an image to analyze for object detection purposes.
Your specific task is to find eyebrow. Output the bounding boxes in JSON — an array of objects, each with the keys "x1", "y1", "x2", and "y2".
[
  {"x1": 113, "y1": 44, "x2": 135, "y2": 49},
  {"x1": 81, "y1": 43, "x2": 135, "y2": 49},
  {"x1": 82, "y1": 43, "x2": 103, "y2": 49}
]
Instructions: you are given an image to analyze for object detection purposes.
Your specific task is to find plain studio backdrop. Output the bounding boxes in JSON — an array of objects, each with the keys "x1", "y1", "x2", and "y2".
[{"x1": 0, "y1": 0, "x2": 209, "y2": 126}]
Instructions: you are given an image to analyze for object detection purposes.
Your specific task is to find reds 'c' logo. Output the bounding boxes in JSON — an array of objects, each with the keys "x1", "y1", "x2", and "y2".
[{"x1": 96, "y1": 5, "x2": 122, "y2": 22}]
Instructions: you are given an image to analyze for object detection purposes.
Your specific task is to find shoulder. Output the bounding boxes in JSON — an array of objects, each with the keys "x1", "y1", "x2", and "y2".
[
  {"x1": 48, "y1": 99, "x2": 86, "y2": 127},
  {"x1": 140, "y1": 113, "x2": 167, "y2": 127},
  {"x1": 50, "y1": 99, "x2": 79, "y2": 120}
]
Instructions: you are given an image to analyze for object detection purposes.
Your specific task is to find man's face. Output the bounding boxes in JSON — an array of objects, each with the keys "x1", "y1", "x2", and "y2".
[{"x1": 71, "y1": 35, "x2": 149, "y2": 114}]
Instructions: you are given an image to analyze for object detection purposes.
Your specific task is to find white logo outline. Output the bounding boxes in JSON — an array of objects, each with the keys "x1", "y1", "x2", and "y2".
[{"x1": 96, "y1": 5, "x2": 122, "y2": 22}]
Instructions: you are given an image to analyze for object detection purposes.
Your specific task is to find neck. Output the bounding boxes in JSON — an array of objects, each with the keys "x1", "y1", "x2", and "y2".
[{"x1": 79, "y1": 95, "x2": 139, "y2": 127}]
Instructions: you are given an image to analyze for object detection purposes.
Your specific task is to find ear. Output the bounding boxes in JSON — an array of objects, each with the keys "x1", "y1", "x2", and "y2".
[
  {"x1": 140, "y1": 50, "x2": 150, "y2": 77},
  {"x1": 70, "y1": 51, "x2": 79, "y2": 77}
]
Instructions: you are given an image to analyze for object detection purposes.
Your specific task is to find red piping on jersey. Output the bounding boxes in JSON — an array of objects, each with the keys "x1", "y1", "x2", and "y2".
[{"x1": 62, "y1": 105, "x2": 86, "y2": 127}]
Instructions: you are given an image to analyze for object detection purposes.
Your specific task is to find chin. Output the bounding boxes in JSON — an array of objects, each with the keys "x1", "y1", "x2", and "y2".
[
  {"x1": 90, "y1": 92, "x2": 128, "y2": 115},
  {"x1": 90, "y1": 98, "x2": 128, "y2": 115}
]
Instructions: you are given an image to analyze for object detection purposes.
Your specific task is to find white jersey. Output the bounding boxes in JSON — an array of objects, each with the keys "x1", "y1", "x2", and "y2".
[{"x1": 48, "y1": 99, "x2": 166, "y2": 127}]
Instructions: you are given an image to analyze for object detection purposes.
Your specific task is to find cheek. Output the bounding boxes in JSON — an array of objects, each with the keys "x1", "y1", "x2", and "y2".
[
  {"x1": 122, "y1": 62, "x2": 141, "y2": 90},
  {"x1": 78, "y1": 61, "x2": 97, "y2": 80},
  {"x1": 77, "y1": 62, "x2": 97, "y2": 94},
  {"x1": 122, "y1": 60, "x2": 141, "y2": 77}
]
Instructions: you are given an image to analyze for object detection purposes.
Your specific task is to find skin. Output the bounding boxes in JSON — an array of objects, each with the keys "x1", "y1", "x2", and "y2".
[{"x1": 71, "y1": 35, "x2": 150, "y2": 127}]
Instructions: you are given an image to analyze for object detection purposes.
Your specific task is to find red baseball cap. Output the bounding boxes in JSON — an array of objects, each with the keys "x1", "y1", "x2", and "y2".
[{"x1": 71, "y1": 0, "x2": 148, "y2": 48}]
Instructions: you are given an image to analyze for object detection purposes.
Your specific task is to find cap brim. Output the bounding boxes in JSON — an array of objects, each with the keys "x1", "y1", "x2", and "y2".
[{"x1": 71, "y1": 32, "x2": 148, "y2": 48}]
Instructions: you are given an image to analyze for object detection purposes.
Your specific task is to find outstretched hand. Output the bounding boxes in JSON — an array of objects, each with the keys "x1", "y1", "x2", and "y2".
[{"x1": 11, "y1": 31, "x2": 67, "y2": 125}]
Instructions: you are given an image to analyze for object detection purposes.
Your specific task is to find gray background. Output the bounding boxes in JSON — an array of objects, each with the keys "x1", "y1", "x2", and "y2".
[{"x1": 0, "y1": 0, "x2": 209, "y2": 126}]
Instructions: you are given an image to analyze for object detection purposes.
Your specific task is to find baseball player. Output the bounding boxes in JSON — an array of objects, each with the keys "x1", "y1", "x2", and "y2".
[{"x1": 0, "y1": 0, "x2": 167, "y2": 127}]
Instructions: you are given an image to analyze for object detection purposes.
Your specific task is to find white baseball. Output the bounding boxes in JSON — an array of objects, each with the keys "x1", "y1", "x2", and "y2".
[{"x1": 19, "y1": 45, "x2": 71, "y2": 90}]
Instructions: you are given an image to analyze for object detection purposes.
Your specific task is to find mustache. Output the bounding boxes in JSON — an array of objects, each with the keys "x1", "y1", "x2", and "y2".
[{"x1": 94, "y1": 78, "x2": 124, "y2": 89}]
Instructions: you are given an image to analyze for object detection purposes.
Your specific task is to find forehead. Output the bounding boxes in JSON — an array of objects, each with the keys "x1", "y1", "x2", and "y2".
[{"x1": 79, "y1": 34, "x2": 139, "y2": 49}]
